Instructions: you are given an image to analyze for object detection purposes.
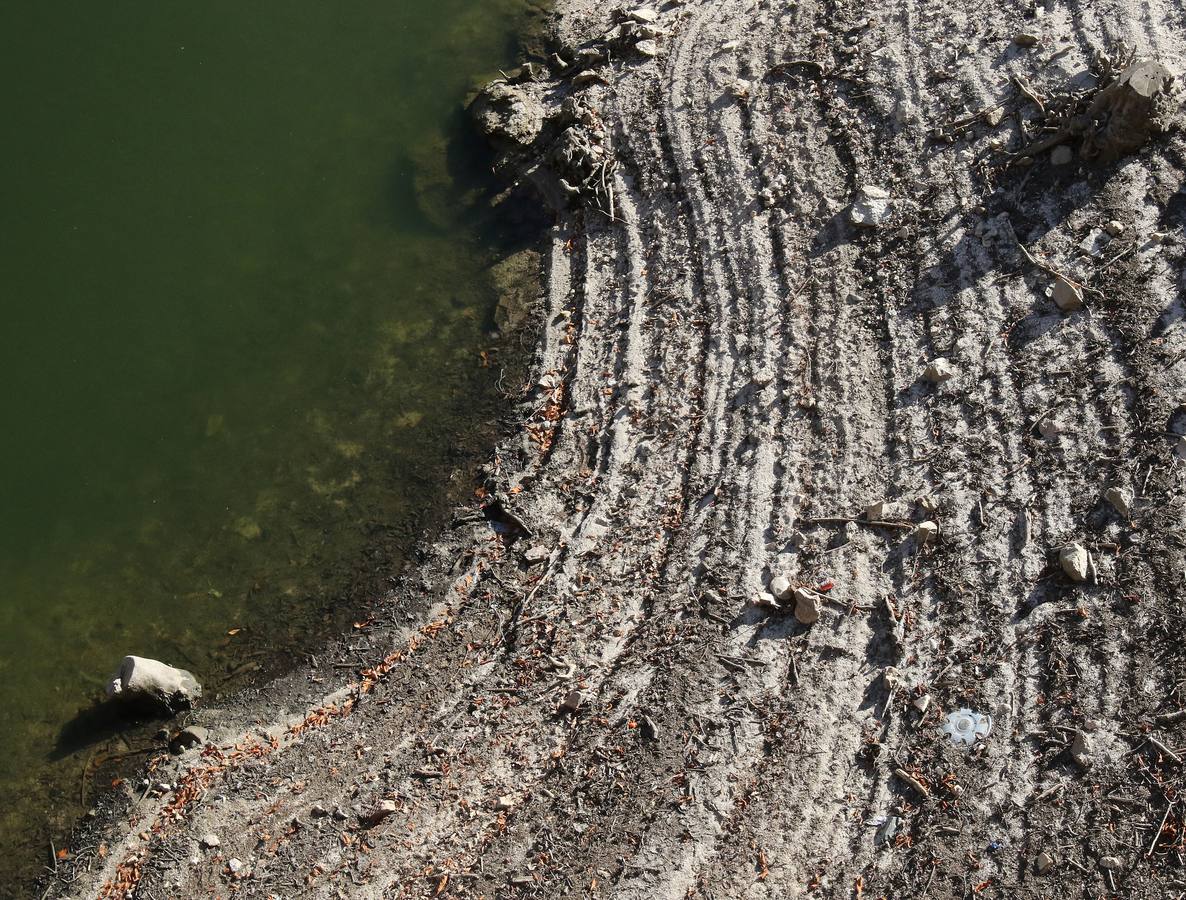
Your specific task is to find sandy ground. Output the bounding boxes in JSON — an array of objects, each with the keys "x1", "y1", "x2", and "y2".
[{"x1": 44, "y1": 0, "x2": 1186, "y2": 897}]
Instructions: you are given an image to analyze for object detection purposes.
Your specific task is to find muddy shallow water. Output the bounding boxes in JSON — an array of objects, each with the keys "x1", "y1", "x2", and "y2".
[{"x1": 0, "y1": 0, "x2": 545, "y2": 889}]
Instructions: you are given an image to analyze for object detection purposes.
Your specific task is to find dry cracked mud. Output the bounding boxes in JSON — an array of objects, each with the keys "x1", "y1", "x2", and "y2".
[{"x1": 44, "y1": 0, "x2": 1186, "y2": 897}]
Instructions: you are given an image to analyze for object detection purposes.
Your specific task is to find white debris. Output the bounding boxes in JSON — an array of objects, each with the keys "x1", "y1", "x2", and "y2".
[
  {"x1": 635, "y1": 39, "x2": 660, "y2": 57},
  {"x1": 923, "y1": 357, "x2": 957, "y2": 383},
  {"x1": 627, "y1": 7, "x2": 659, "y2": 22},
  {"x1": 941, "y1": 708, "x2": 992, "y2": 745},
  {"x1": 1059, "y1": 542, "x2": 1091, "y2": 582}
]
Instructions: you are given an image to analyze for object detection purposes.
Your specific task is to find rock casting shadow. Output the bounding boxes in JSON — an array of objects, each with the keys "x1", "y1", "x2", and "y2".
[{"x1": 49, "y1": 701, "x2": 156, "y2": 762}]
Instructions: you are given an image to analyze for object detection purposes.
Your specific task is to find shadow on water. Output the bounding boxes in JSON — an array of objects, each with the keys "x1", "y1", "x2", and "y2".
[{"x1": 48, "y1": 702, "x2": 151, "y2": 763}]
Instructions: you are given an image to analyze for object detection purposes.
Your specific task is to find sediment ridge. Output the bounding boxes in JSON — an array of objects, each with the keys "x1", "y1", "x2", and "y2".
[{"x1": 45, "y1": 0, "x2": 1186, "y2": 897}]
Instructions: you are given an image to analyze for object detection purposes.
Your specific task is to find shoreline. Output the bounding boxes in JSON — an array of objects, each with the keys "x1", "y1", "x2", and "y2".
[{"x1": 44, "y1": 0, "x2": 1186, "y2": 897}]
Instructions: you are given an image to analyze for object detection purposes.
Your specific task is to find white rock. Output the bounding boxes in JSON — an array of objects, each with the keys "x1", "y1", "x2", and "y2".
[
  {"x1": 1104, "y1": 219, "x2": 1125, "y2": 237},
  {"x1": 524, "y1": 545, "x2": 549, "y2": 565},
  {"x1": 848, "y1": 185, "x2": 895, "y2": 227},
  {"x1": 1105, "y1": 486, "x2": 1133, "y2": 517},
  {"x1": 1050, "y1": 144, "x2": 1073, "y2": 166},
  {"x1": 627, "y1": 7, "x2": 659, "y2": 22},
  {"x1": 199, "y1": 833, "x2": 220, "y2": 850},
  {"x1": 1070, "y1": 729, "x2": 1093, "y2": 767},
  {"x1": 768, "y1": 575, "x2": 793, "y2": 602},
  {"x1": 753, "y1": 591, "x2": 780, "y2": 609},
  {"x1": 106, "y1": 656, "x2": 202, "y2": 714},
  {"x1": 1060, "y1": 543, "x2": 1091, "y2": 582},
  {"x1": 1052, "y1": 275, "x2": 1084, "y2": 311},
  {"x1": 729, "y1": 78, "x2": 752, "y2": 99},
  {"x1": 227, "y1": 858, "x2": 243, "y2": 874},
  {"x1": 495, "y1": 794, "x2": 516, "y2": 811},
  {"x1": 923, "y1": 358, "x2": 957, "y2": 383},
  {"x1": 635, "y1": 39, "x2": 659, "y2": 57},
  {"x1": 915, "y1": 520, "x2": 940, "y2": 544},
  {"x1": 792, "y1": 588, "x2": 821, "y2": 625}
]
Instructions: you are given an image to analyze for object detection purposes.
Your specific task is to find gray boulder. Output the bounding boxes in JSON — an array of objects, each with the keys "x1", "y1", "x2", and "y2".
[{"x1": 106, "y1": 655, "x2": 202, "y2": 715}]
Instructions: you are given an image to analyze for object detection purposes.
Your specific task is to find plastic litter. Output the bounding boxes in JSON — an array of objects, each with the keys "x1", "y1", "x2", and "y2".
[{"x1": 941, "y1": 708, "x2": 992, "y2": 745}]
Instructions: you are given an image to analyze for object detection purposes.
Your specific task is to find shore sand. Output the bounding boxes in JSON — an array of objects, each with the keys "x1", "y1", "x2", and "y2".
[{"x1": 45, "y1": 0, "x2": 1186, "y2": 896}]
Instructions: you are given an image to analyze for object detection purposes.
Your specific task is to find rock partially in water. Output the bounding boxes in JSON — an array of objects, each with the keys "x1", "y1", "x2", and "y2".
[
  {"x1": 469, "y1": 82, "x2": 547, "y2": 152},
  {"x1": 106, "y1": 656, "x2": 201, "y2": 715}
]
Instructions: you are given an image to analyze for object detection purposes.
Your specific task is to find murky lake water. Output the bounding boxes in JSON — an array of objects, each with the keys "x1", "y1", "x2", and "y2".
[{"x1": 0, "y1": 0, "x2": 542, "y2": 888}]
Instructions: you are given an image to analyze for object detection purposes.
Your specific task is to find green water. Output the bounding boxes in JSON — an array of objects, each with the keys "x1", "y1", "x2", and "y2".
[{"x1": 0, "y1": 0, "x2": 542, "y2": 888}]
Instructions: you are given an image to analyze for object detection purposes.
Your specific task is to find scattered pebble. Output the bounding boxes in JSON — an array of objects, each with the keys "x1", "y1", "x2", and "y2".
[
  {"x1": 1104, "y1": 219, "x2": 1125, "y2": 237},
  {"x1": 865, "y1": 500, "x2": 888, "y2": 520},
  {"x1": 627, "y1": 7, "x2": 659, "y2": 22},
  {"x1": 768, "y1": 575, "x2": 793, "y2": 601},
  {"x1": 792, "y1": 587, "x2": 821, "y2": 625},
  {"x1": 923, "y1": 357, "x2": 956, "y2": 383},
  {"x1": 227, "y1": 857, "x2": 243, "y2": 875},
  {"x1": 1105, "y1": 485, "x2": 1133, "y2": 517},
  {"x1": 1036, "y1": 851, "x2": 1056, "y2": 875},
  {"x1": 199, "y1": 833, "x2": 220, "y2": 850},
  {"x1": 848, "y1": 185, "x2": 895, "y2": 227},
  {"x1": 360, "y1": 799, "x2": 398, "y2": 829},
  {"x1": 524, "y1": 545, "x2": 549, "y2": 565},
  {"x1": 1059, "y1": 542, "x2": 1091, "y2": 582},
  {"x1": 1013, "y1": 32, "x2": 1040, "y2": 47},
  {"x1": 1052, "y1": 274, "x2": 1084, "y2": 311},
  {"x1": 635, "y1": 39, "x2": 660, "y2": 57},
  {"x1": 729, "y1": 78, "x2": 752, "y2": 99},
  {"x1": 1070, "y1": 729, "x2": 1094, "y2": 767},
  {"x1": 494, "y1": 794, "x2": 516, "y2": 811},
  {"x1": 559, "y1": 689, "x2": 584, "y2": 714},
  {"x1": 1098, "y1": 855, "x2": 1123, "y2": 872},
  {"x1": 915, "y1": 520, "x2": 940, "y2": 544}
]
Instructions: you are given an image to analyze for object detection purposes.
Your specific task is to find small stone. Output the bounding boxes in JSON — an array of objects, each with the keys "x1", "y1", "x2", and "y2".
[
  {"x1": 560, "y1": 689, "x2": 584, "y2": 714},
  {"x1": 174, "y1": 724, "x2": 209, "y2": 752},
  {"x1": 792, "y1": 588, "x2": 821, "y2": 625},
  {"x1": 635, "y1": 39, "x2": 660, "y2": 57},
  {"x1": 1099, "y1": 855, "x2": 1123, "y2": 872},
  {"x1": 848, "y1": 185, "x2": 894, "y2": 227},
  {"x1": 1060, "y1": 543, "x2": 1091, "y2": 583},
  {"x1": 227, "y1": 858, "x2": 243, "y2": 875},
  {"x1": 309, "y1": 804, "x2": 329, "y2": 818},
  {"x1": 1105, "y1": 486, "x2": 1133, "y2": 517},
  {"x1": 865, "y1": 500, "x2": 888, "y2": 521},
  {"x1": 1052, "y1": 275, "x2": 1084, "y2": 311},
  {"x1": 729, "y1": 78, "x2": 752, "y2": 99},
  {"x1": 1104, "y1": 219, "x2": 1125, "y2": 237},
  {"x1": 912, "y1": 694, "x2": 932, "y2": 714},
  {"x1": 1070, "y1": 729, "x2": 1094, "y2": 767},
  {"x1": 915, "y1": 520, "x2": 940, "y2": 544},
  {"x1": 627, "y1": 7, "x2": 659, "y2": 22},
  {"x1": 1013, "y1": 32, "x2": 1040, "y2": 47},
  {"x1": 768, "y1": 575, "x2": 793, "y2": 601},
  {"x1": 1050, "y1": 144, "x2": 1073, "y2": 166},
  {"x1": 1036, "y1": 851, "x2": 1056, "y2": 875},
  {"x1": 923, "y1": 357, "x2": 957, "y2": 383},
  {"x1": 524, "y1": 545, "x2": 549, "y2": 565},
  {"x1": 494, "y1": 794, "x2": 516, "y2": 811},
  {"x1": 233, "y1": 516, "x2": 262, "y2": 540},
  {"x1": 983, "y1": 107, "x2": 1004, "y2": 127},
  {"x1": 360, "y1": 799, "x2": 397, "y2": 829},
  {"x1": 199, "y1": 833, "x2": 220, "y2": 850}
]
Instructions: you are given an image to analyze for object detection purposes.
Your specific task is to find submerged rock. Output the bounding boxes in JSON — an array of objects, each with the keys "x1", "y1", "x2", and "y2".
[
  {"x1": 106, "y1": 656, "x2": 201, "y2": 715},
  {"x1": 490, "y1": 249, "x2": 541, "y2": 333}
]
